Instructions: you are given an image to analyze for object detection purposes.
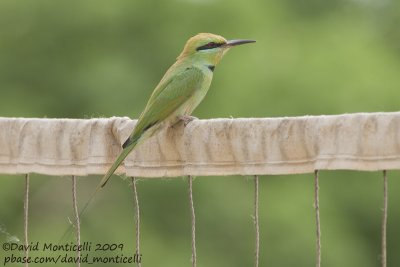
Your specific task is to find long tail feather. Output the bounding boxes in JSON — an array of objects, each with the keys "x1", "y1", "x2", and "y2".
[
  {"x1": 99, "y1": 140, "x2": 138, "y2": 188},
  {"x1": 59, "y1": 139, "x2": 138, "y2": 243},
  {"x1": 59, "y1": 184, "x2": 101, "y2": 244}
]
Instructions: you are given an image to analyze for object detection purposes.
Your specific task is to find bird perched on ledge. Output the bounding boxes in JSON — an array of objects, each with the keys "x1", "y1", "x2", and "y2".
[
  {"x1": 100, "y1": 33, "x2": 255, "y2": 187},
  {"x1": 58, "y1": 33, "x2": 255, "y2": 242}
]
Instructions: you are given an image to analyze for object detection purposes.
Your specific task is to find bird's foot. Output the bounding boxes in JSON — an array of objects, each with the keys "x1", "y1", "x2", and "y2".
[{"x1": 178, "y1": 115, "x2": 198, "y2": 126}]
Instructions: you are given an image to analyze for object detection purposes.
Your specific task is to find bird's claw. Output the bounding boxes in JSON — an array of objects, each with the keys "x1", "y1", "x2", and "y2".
[{"x1": 178, "y1": 115, "x2": 198, "y2": 126}]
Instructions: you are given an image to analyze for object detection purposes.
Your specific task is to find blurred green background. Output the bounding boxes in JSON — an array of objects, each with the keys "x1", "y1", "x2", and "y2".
[{"x1": 1, "y1": 0, "x2": 400, "y2": 266}]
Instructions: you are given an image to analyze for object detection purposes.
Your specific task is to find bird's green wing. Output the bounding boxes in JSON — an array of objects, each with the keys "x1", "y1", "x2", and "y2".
[
  {"x1": 124, "y1": 66, "x2": 205, "y2": 147},
  {"x1": 100, "y1": 67, "x2": 205, "y2": 188}
]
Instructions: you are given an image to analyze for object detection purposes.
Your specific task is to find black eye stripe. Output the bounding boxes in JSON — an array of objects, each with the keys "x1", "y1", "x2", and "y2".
[{"x1": 196, "y1": 41, "x2": 225, "y2": 51}]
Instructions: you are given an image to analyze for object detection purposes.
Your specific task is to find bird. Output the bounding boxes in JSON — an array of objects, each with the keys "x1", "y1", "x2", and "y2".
[
  {"x1": 100, "y1": 33, "x2": 255, "y2": 188},
  {"x1": 59, "y1": 33, "x2": 255, "y2": 242}
]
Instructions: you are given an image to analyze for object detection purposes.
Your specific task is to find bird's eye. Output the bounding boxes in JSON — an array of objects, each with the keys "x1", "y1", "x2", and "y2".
[{"x1": 196, "y1": 41, "x2": 223, "y2": 51}]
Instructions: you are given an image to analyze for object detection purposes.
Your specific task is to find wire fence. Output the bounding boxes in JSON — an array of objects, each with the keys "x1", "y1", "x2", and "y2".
[
  {"x1": 1, "y1": 113, "x2": 399, "y2": 266},
  {"x1": 14, "y1": 169, "x2": 391, "y2": 267}
]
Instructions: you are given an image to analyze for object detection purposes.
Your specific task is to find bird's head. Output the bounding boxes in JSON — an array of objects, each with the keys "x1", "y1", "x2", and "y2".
[{"x1": 177, "y1": 33, "x2": 255, "y2": 66}]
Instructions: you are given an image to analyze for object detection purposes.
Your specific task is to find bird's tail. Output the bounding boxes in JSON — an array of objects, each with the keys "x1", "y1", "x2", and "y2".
[
  {"x1": 58, "y1": 183, "x2": 101, "y2": 244},
  {"x1": 99, "y1": 139, "x2": 138, "y2": 188},
  {"x1": 59, "y1": 138, "x2": 139, "y2": 243}
]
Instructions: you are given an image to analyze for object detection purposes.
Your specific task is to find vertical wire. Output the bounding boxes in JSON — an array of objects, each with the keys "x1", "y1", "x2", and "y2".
[
  {"x1": 24, "y1": 174, "x2": 30, "y2": 267},
  {"x1": 254, "y1": 175, "x2": 260, "y2": 267},
  {"x1": 188, "y1": 176, "x2": 197, "y2": 267},
  {"x1": 131, "y1": 177, "x2": 142, "y2": 267},
  {"x1": 314, "y1": 170, "x2": 321, "y2": 267},
  {"x1": 71, "y1": 175, "x2": 81, "y2": 267},
  {"x1": 381, "y1": 170, "x2": 388, "y2": 267}
]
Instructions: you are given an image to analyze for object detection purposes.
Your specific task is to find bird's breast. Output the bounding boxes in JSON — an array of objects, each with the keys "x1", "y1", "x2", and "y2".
[{"x1": 168, "y1": 67, "x2": 212, "y2": 120}]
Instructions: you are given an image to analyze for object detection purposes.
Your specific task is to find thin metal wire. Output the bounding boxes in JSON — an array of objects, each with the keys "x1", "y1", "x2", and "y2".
[
  {"x1": 381, "y1": 170, "x2": 388, "y2": 267},
  {"x1": 131, "y1": 177, "x2": 142, "y2": 267},
  {"x1": 188, "y1": 176, "x2": 197, "y2": 267},
  {"x1": 24, "y1": 174, "x2": 30, "y2": 267},
  {"x1": 71, "y1": 175, "x2": 81, "y2": 267},
  {"x1": 314, "y1": 170, "x2": 321, "y2": 267},
  {"x1": 254, "y1": 175, "x2": 260, "y2": 267}
]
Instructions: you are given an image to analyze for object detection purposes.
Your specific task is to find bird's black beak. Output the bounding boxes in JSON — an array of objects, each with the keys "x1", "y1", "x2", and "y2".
[{"x1": 224, "y1": 39, "x2": 256, "y2": 47}]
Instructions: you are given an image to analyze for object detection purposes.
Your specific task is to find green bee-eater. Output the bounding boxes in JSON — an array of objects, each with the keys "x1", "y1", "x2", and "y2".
[
  {"x1": 60, "y1": 33, "x2": 255, "y2": 240},
  {"x1": 101, "y1": 33, "x2": 255, "y2": 187}
]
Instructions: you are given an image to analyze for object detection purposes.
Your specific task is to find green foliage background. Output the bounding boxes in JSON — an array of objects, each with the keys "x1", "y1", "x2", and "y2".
[{"x1": 1, "y1": 0, "x2": 400, "y2": 266}]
